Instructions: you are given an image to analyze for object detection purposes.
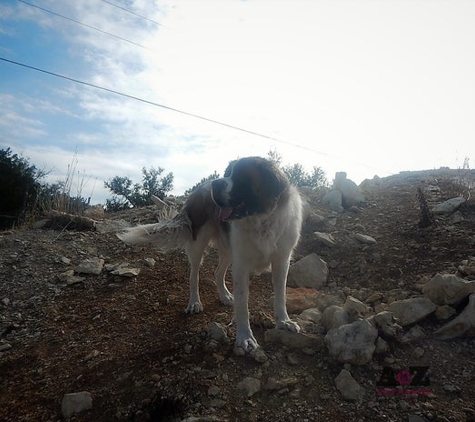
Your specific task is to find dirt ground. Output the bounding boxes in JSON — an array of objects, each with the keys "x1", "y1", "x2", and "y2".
[{"x1": 1, "y1": 169, "x2": 475, "y2": 422}]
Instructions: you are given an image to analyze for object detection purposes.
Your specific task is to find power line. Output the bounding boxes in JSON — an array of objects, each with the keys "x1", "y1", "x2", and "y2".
[
  {"x1": 100, "y1": 0, "x2": 164, "y2": 27},
  {"x1": 1, "y1": 56, "x2": 391, "y2": 175},
  {"x1": 0, "y1": 56, "x2": 327, "y2": 155},
  {"x1": 15, "y1": 0, "x2": 150, "y2": 50}
]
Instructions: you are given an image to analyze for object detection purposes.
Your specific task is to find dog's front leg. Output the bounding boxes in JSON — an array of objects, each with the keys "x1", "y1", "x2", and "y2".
[
  {"x1": 185, "y1": 243, "x2": 205, "y2": 314},
  {"x1": 233, "y1": 267, "x2": 259, "y2": 351},
  {"x1": 272, "y1": 255, "x2": 300, "y2": 333}
]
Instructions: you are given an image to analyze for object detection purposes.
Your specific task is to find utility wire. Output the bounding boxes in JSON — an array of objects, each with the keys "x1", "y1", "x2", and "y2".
[
  {"x1": 15, "y1": 0, "x2": 150, "y2": 50},
  {"x1": 0, "y1": 56, "x2": 328, "y2": 156},
  {"x1": 101, "y1": 0, "x2": 164, "y2": 27},
  {"x1": 1, "y1": 56, "x2": 393, "y2": 175}
]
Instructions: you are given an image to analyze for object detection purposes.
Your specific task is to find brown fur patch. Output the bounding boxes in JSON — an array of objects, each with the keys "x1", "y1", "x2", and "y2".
[{"x1": 184, "y1": 184, "x2": 219, "y2": 240}]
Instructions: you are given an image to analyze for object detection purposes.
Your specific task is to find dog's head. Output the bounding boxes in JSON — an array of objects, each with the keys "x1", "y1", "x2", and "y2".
[{"x1": 211, "y1": 156, "x2": 288, "y2": 221}]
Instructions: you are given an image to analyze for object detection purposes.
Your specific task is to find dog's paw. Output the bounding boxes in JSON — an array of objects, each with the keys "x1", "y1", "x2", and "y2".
[
  {"x1": 219, "y1": 291, "x2": 234, "y2": 306},
  {"x1": 185, "y1": 301, "x2": 203, "y2": 314},
  {"x1": 277, "y1": 319, "x2": 301, "y2": 333},
  {"x1": 235, "y1": 332, "x2": 259, "y2": 353}
]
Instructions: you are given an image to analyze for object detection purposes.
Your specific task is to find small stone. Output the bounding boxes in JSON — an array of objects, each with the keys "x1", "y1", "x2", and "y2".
[
  {"x1": 111, "y1": 267, "x2": 140, "y2": 277},
  {"x1": 143, "y1": 258, "x2": 156, "y2": 268},
  {"x1": 334, "y1": 369, "x2": 365, "y2": 401},
  {"x1": 237, "y1": 377, "x2": 261, "y2": 397},
  {"x1": 0, "y1": 343, "x2": 12, "y2": 352},
  {"x1": 75, "y1": 257, "x2": 104, "y2": 275},
  {"x1": 208, "y1": 322, "x2": 229, "y2": 343},
  {"x1": 208, "y1": 385, "x2": 220, "y2": 396},
  {"x1": 412, "y1": 347, "x2": 425, "y2": 359},
  {"x1": 61, "y1": 391, "x2": 93, "y2": 418},
  {"x1": 250, "y1": 348, "x2": 268, "y2": 363},
  {"x1": 354, "y1": 233, "x2": 377, "y2": 244}
]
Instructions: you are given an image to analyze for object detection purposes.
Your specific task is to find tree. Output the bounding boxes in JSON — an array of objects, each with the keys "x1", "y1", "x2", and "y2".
[
  {"x1": 0, "y1": 148, "x2": 43, "y2": 229},
  {"x1": 184, "y1": 171, "x2": 220, "y2": 196},
  {"x1": 283, "y1": 163, "x2": 327, "y2": 188},
  {"x1": 104, "y1": 166, "x2": 174, "y2": 211}
]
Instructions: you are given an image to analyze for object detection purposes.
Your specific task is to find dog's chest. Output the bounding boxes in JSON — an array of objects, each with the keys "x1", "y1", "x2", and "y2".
[{"x1": 231, "y1": 215, "x2": 284, "y2": 267}]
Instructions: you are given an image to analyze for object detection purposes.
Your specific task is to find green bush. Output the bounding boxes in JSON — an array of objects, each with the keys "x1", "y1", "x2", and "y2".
[{"x1": 0, "y1": 148, "x2": 43, "y2": 229}]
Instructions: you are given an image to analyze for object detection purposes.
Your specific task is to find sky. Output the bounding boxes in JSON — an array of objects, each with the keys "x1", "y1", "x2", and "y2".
[{"x1": 1, "y1": 0, "x2": 474, "y2": 205}]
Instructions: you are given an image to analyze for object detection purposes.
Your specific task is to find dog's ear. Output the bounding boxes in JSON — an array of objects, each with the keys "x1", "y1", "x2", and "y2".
[
  {"x1": 258, "y1": 161, "x2": 288, "y2": 199},
  {"x1": 185, "y1": 184, "x2": 217, "y2": 240},
  {"x1": 223, "y1": 159, "x2": 237, "y2": 177}
]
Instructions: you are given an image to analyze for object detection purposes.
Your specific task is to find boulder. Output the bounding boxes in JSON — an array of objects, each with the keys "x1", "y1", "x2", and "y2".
[
  {"x1": 432, "y1": 196, "x2": 466, "y2": 214},
  {"x1": 325, "y1": 320, "x2": 378, "y2": 365},
  {"x1": 334, "y1": 369, "x2": 365, "y2": 401},
  {"x1": 287, "y1": 254, "x2": 328, "y2": 289},
  {"x1": 434, "y1": 294, "x2": 475, "y2": 340},
  {"x1": 61, "y1": 392, "x2": 92, "y2": 418},
  {"x1": 388, "y1": 297, "x2": 436, "y2": 326},
  {"x1": 333, "y1": 172, "x2": 366, "y2": 208},
  {"x1": 422, "y1": 273, "x2": 475, "y2": 306},
  {"x1": 322, "y1": 305, "x2": 349, "y2": 331}
]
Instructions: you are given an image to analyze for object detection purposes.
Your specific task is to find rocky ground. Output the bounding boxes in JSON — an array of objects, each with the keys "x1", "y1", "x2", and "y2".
[{"x1": 1, "y1": 169, "x2": 475, "y2": 422}]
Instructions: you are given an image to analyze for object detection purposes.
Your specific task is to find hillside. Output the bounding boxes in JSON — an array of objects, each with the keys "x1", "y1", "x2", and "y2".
[{"x1": 1, "y1": 169, "x2": 474, "y2": 422}]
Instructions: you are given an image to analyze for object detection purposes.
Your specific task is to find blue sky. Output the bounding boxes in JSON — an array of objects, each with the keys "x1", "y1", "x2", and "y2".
[{"x1": 1, "y1": 0, "x2": 474, "y2": 204}]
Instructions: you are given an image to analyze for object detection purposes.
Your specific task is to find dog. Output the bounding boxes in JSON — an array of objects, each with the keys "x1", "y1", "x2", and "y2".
[{"x1": 118, "y1": 156, "x2": 303, "y2": 351}]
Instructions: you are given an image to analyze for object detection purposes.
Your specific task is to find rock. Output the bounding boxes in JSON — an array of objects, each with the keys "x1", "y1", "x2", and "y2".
[
  {"x1": 388, "y1": 297, "x2": 436, "y2": 326},
  {"x1": 0, "y1": 343, "x2": 12, "y2": 352},
  {"x1": 95, "y1": 219, "x2": 130, "y2": 234},
  {"x1": 208, "y1": 322, "x2": 229, "y2": 343},
  {"x1": 237, "y1": 377, "x2": 261, "y2": 397},
  {"x1": 264, "y1": 328, "x2": 324, "y2": 349},
  {"x1": 435, "y1": 305, "x2": 457, "y2": 320},
  {"x1": 432, "y1": 196, "x2": 466, "y2": 214},
  {"x1": 451, "y1": 211, "x2": 464, "y2": 224},
  {"x1": 435, "y1": 294, "x2": 475, "y2": 340},
  {"x1": 285, "y1": 288, "x2": 319, "y2": 313},
  {"x1": 111, "y1": 267, "x2": 141, "y2": 277},
  {"x1": 61, "y1": 391, "x2": 93, "y2": 418},
  {"x1": 371, "y1": 311, "x2": 403, "y2": 340},
  {"x1": 325, "y1": 320, "x2": 378, "y2": 365},
  {"x1": 322, "y1": 190, "x2": 343, "y2": 212},
  {"x1": 314, "y1": 232, "x2": 336, "y2": 247},
  {"x1": 299, "y1": 308, "x2": 322, "y2": 324},
  {"x1": 250, "y1": 348, "x2": 268, "y2": 363},
  {"x1": 402, "y1": 325, "x2": 426, "y2": 342},
  {"x1": 143, "y1": 257, "x2": 156, "y2": 268},
  {"x1": 265, "y1": 376, "x2": 298, "y2": 391},
  {"x1": 315, "y1": 292, "x2": 345, "y2": 311},
  {"x1": 333, "y1": 172, "x2": 366, "y2": 208},
  {"x1": 459, "y1": 257, "x2": 475, "y2": 276},
  {"x1": 374, "y1": 337, "x2": 389, "y2": 354},
  {"x1": 57, "y1": 270, "x2": 75, "y2": 283},
  {"x1": 334, "y1": 369, "x2": 365, "y2": 401},
  {"x1": 422, "y1": 273, "x2": 475, "y2": 306},
  {"x1": 321, "y1": 306, "x2": 349, "y2": 331},
  {"x1": 304, "y1": 212, "x2": 326, "y2": 231},
  {"x1": 287, "y1": 253, "x2": 328, "y2": 289},
  {"x1": 354, "y1": 233, "x2": 377, "y2": 245},
  {"x1": 365, "y1": 292, "x2": 384, "y2": 304},
  {"x1": 75, "y1": 257, "x2": 104, "y2": 275},
  {"x1": 344, "y1": 296, "x2": 370, "y2": 320}
]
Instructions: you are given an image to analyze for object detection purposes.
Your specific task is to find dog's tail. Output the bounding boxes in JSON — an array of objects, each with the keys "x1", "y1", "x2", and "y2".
[{"x1": 117, "y1": 212, "x2": 192, "y2": 251}]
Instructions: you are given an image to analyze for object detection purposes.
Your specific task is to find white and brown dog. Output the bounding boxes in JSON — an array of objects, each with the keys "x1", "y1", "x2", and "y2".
[{"x1": 118, "y1": 156, "x2": 303, "y2": 351}]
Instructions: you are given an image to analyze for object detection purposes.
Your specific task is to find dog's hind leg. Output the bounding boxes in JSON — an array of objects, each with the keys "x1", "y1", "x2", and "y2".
[
  {"x1": 185, "y1": 233, "x2": 209, "y2": 314},
  {"x1": 215, "y1": 241, "x2": 233, "y2": 306},
  {"x1": 271, "y1": 254, "x2": 301, "y2": 333}
]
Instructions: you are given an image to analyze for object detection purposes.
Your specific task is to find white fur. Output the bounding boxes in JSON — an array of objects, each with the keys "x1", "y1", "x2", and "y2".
[{"x1": 118, "y1": 181, "x2": 302, "y2": 353}]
